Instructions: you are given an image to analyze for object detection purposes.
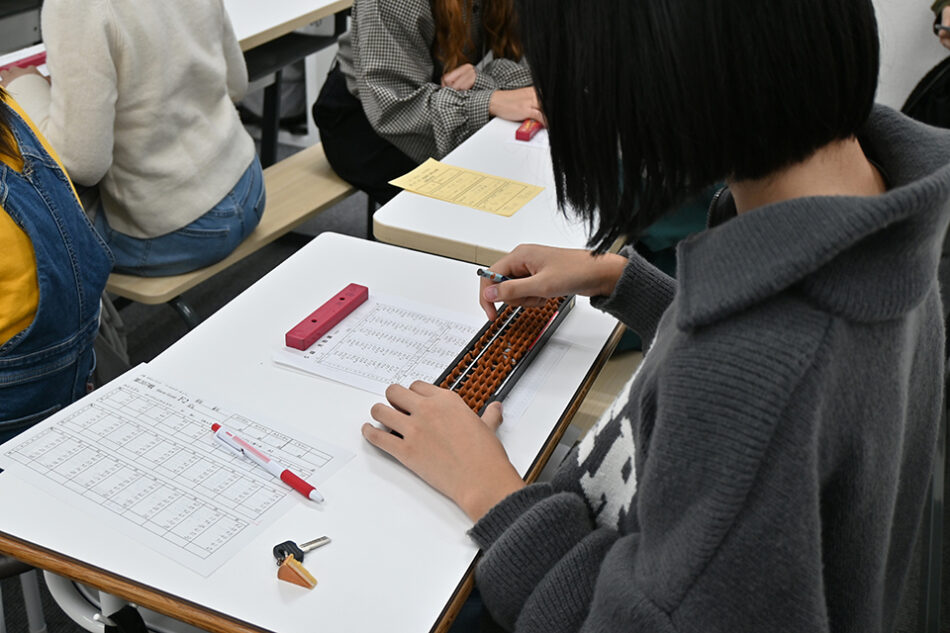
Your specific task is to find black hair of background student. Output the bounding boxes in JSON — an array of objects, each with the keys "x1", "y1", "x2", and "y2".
[{"x1": 517, "y1": 0, "x2": 880, "y2": 253}]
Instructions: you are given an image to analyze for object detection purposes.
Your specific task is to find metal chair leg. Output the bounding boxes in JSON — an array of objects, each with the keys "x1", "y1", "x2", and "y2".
[
  {"x1": 167, "y1": 296, "x2": 201, "y2": 330},
  {"x1": 20, "y1": 570, "x2": 48, "y2": 633}
]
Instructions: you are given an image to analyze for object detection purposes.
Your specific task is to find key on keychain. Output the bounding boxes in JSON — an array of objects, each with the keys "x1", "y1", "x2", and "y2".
[{"x1": 273, "y1": 536, "x2": 331, "y2": 565}]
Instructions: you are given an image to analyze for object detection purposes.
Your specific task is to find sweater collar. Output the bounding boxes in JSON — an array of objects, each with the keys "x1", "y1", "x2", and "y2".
[{"x1": 675, "y1": 105, "x2": 950, "y2": 330}]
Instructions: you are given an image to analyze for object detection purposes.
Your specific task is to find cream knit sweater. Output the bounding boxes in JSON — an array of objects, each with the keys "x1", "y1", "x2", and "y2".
[{"x1": 7, "y1": 0, "x2": 256, "y2": 239}]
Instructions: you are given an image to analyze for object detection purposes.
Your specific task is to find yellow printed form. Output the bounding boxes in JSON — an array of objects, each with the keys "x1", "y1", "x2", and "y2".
[{"x1": 389, "y1": 158, "x2": 544, "y2": 217}]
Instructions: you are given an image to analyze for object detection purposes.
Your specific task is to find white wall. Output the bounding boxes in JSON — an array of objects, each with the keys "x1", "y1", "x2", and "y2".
[{"x1": 873, "y1": 0, "x2": 949, "y2": 108}]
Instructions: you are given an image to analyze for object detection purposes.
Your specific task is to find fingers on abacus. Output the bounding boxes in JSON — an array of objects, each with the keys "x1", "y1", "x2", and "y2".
[
  {"x1": 409, "y1": 380, "x2": 441, "y2": 396},
  {"x1": 482, "y1": 401, "x2": 504, "y2": 430},
  {"x1": 518, "y1": 297, "x2": 548, "y2": 308},
  {"x1": 370, "y1": 402, "x2": 407, "y2": 430},
  {"x1": 362, "y1": 422, "x2": 404, "y2": 457},
  {"x1": 385, "y1": 383, "x2": 420, "y2": 410}
]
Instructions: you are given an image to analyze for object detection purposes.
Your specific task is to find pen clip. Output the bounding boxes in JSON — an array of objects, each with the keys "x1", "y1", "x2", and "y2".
[{"x1": 213, "y1": 431, "x2": 244, "y2": 457}]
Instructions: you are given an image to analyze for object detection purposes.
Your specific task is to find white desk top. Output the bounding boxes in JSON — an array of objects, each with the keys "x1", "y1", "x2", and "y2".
[
  {"x1": 373, "y1": 118, "x2": 595, "y2": 265},
  {"x1": 0, "y1": 233, "x2": 618, "y2": 633},
  {"x1": 225, "y1": 0, "x2": 352, "y2": 51},
  {"x1": 0, "y1": 1, "x2": 352, "y2": 60}
]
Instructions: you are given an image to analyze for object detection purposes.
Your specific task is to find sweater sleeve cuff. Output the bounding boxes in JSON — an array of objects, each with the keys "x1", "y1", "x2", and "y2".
[
  {"x1": 591, "y1": 247, "x2": 676, "y2": 342},
  {"x1": 465, "y1": 88, "x2": 494, "y2": 132},
  {"x1": 5, "y1": 74, "x2": 52, "y2": 124},
  {"x1": 469, "y1": 483, "x2": 555, "y2": 549}
]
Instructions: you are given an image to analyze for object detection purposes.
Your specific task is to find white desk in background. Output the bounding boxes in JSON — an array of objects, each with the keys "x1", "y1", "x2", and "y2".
[
  {"x1": 0, "y1": 0, "x2": 354, "y2": 166},
  {"x1": 225, "y1": 0, "x2": 351, "y2": 52},
  {"x1": 374, "y1": 118, "x2": 597, "y2": 265},
  {"x1": 0, "y1": 233, "x2": 620, "y2": 633},
  {"x1": 0, "y1": 1, "x2": 350, "y2": 54},
  {"x1": 226, "y1": 0, "x2": 353, "y2": 164}
]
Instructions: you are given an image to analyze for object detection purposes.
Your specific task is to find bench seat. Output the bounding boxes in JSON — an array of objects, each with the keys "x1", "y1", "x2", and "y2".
[{"x1": 105, "y1": 143, "x2": 354, "y2": 306}]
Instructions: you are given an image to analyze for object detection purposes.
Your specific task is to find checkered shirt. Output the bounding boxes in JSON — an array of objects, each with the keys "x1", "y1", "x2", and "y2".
[{"x1": 335, "y1": 0, "x2": 533, "y2": 162}]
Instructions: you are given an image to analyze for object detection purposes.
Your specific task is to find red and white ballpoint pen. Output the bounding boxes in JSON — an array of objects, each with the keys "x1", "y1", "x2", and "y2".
[{"x1": 211, "y1": 423, "x2": 325, "y2": 502}]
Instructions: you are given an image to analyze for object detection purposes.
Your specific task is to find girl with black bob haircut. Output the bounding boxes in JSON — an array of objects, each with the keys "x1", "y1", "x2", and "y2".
[{"x1": 362, "y1": 1, "x2": 950, "y2": 631}]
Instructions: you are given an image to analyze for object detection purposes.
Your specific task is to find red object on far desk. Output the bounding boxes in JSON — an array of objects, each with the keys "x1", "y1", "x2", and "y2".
[
  {"x1": 515, "y1": 119, "x2": 544, "y2": 141},
  {"x1": 0, "y1": 52, "x2": 47, "y2": 74}
]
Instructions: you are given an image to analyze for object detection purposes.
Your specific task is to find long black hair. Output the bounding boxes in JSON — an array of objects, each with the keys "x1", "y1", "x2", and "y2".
[
  {"x1": 0, "y1": 89, "x2": 18, "y2": 163},
  {"x1": 517, "y1": 0, "x2": 880, "y2": 252}
]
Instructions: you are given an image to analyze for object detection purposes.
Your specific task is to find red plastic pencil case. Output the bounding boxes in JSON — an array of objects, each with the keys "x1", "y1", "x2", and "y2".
[{"x1": 0, "y1": 52, "x2": 47, "y2": 73}]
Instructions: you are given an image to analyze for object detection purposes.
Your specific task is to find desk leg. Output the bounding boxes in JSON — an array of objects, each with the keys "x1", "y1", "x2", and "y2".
[
  {"x1": 260, "y1": 69, "x2": 283, "y2": 168},
  {"x1": 303, "y1": 53, "x2": 320, "y2": 143},
  {"x1": 366, "y1": 198, "x2": 378, "y2": 241}
]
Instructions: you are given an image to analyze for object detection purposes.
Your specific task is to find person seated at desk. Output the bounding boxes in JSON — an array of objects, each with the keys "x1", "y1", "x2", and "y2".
[
  {"x1": 0, "y1": 0, "x2": 265, "y2": 277},
  {"x1": 313, "y1": 0, "x2": 541, "y2": 205},
  {"x1": 362, "y1": 0, "x2": 949, "y2": 631},
  {"x1": 0, "y1": 90, "x2": 111, "y2": 444}
]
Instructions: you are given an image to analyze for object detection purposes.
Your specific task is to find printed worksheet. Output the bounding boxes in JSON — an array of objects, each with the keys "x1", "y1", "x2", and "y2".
[
  {"x1": 274, "y1": 293, "x2": 483, "y2": 394},
  {"x1": 389, "y1": 158, "x2": 544, "y2": 216},
  {"x1": 0, "y1": 369, "x2": 354, "y2": 577}
]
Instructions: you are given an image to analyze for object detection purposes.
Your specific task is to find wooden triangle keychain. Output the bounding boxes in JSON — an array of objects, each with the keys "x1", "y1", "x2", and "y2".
[{"x1": 274, "y1": 536, "x2": 330, "y2": 589}]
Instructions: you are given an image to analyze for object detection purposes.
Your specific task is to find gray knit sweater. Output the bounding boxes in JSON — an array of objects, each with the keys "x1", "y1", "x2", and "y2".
[{"x1": 470, "y1": 106, "x2": 950, "y2": 632}]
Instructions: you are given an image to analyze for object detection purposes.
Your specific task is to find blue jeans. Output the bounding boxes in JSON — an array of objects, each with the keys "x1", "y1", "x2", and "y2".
[
  {"x1": 0, "y1": 326, "x2": 97, "y2": 446},
  {"x1": 92, "y1": 157, "x2": 266, "y2": 277},
  {"x1": 0, "y1": 100, "x2": 112, "y2": 445}
]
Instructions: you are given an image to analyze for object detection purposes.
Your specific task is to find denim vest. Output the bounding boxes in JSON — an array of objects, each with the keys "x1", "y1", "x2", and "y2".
[{"x1": 0, "y1": 101, "x2": 112, "y2": 443}]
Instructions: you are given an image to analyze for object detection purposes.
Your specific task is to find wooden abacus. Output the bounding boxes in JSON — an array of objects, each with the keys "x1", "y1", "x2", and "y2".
[{"x1": 434, "y1": 296, "x2": 575, "y2": 414}]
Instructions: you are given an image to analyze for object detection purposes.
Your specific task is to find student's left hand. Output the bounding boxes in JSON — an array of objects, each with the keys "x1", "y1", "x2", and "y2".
[
  {"x1": 0, "y1": 66, "x2": 45, "y2": 87},
  {"x1": 362, "y1": 381, "x2": 525, "y2": 522},
  {"x1": 441, "y1": 64, "x2": 478, "y2": 91}
]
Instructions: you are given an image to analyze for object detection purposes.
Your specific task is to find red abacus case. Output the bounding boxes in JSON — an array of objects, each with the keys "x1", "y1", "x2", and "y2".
[
  {"x1": 515, "y1": 119, "x2": 544, "y2": 141},
  {"x1": 285, "y1": 284, "x2": 369, "y2": 350}
]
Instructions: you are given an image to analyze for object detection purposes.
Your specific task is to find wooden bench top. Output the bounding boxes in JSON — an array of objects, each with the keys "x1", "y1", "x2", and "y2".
[{"x1": 105, "y1": 143, "x2": 355, "y2": 305}]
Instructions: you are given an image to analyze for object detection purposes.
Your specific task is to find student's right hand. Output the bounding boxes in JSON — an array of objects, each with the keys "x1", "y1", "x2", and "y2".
[
  {"x1": 441, "y1": 64, "x2": 477, "y2": 91},
  {"x1": 0, "y1": 66, "x2": 45, "y2": 87},
  {"x1": 488, "y1": 87, "x2": 545, "y2": 124},
  {"x1": 941, "y1": 7, "x2": 950, "y2": 50},
  {"x1": 478, "y1": 244, "x2": 628, "y2": 320}
]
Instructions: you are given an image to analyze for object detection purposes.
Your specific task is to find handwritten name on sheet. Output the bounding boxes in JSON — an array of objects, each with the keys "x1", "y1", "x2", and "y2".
[
  {"x1": 0, "y1": 370, "x2": 354, "y2": 577},
  {"x1": 389, "y1": 158, "x2": 544, "y2": 217},
  {"x1": 274, "y1": 293, "x2": 483, "y2": 394}
]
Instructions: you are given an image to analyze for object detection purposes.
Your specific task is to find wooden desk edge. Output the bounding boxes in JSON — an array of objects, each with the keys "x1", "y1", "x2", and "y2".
[
  {"x1": 238, "y1": 0, "x2": 352, "y2": 52},
  {"x1": 430, "y1": 321, "x2": 626, "y2": 633},
  {"x1": 0, "y1": 321, "x2": 625, "y2": 633},
  {"x1": 373, "y1": 220, "x2": 486, "y2": 266},
  {"x1": 0, "y1": 531, "x2": 269, "y2": 633}
]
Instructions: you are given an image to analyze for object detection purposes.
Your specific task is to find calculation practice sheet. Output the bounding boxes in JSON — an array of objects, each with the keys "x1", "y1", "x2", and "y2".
[
  {"x1": 389, "y1": 158, "x2": 544, "y2": 217},
  {"x1": 274, "y1": 293, "x2": 483, "y2": 395},
  {"x1": 0, "y1": 368, "x2": 353, "y2": 576}
]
